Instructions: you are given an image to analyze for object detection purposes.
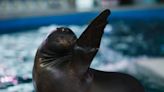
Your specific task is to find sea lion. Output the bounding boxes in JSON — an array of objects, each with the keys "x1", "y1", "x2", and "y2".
[{"x1": 33, "y1": 9, "x2": 145, "y2": 92}]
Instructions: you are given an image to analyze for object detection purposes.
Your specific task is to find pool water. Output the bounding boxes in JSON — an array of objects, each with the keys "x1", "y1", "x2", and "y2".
[{"x1": 0, "y1": 22, "x2": 164, "y2": 92}]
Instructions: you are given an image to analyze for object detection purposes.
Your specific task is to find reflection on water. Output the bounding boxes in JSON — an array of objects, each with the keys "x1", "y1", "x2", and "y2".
[{"x1": 0, "y1": 21, "x2": 164, "y2": 92}]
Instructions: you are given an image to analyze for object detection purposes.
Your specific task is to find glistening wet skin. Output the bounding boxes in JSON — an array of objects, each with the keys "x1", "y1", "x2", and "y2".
[{"x1": 33, "y1": 9, "x2": 145, "y2": 92}]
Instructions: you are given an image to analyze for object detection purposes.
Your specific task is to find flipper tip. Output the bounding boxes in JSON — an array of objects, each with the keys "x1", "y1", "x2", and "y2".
[{"x1": 103, "y1": 9, "x2": 111, "y2": 16}]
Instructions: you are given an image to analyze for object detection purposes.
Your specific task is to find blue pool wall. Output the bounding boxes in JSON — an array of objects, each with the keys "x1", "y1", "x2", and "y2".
[{"x1": 0, "y1": 8, "x2": 164, "y2": 34}]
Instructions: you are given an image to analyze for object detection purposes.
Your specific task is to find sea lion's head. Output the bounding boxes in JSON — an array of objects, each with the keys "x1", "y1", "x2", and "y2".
[{"x1": 44, "y1": 27, "x2": 77, "y2": 53}]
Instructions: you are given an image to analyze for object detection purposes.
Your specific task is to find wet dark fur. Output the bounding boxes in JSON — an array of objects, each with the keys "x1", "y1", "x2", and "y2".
[{"x1": 33, "y1": 9, "x2": 145, "y2": 92}]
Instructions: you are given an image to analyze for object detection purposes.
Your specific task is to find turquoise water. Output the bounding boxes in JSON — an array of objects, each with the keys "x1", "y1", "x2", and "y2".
[{"x1": 0, "y1": 23, "x2": 164, "y2": 92}]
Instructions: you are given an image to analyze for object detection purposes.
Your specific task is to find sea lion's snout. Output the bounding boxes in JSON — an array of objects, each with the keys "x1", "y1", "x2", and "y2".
[{"x1": 45, "y1": 27, "x2": 77, "y2": 53}]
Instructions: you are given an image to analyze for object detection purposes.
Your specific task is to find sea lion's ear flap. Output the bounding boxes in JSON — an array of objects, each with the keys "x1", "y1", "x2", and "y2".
[{"x1": 71, "y1": 9, "x2": 110, "y2": 75}]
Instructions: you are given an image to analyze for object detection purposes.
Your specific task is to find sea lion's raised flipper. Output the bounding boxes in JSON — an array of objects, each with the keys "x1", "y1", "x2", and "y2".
[
  {"x1": 77, "y1": 9, "x2": 110, "y2": 48},
  {"x1": 71, "y1": 9, "x2": 110, "y2": 75}
]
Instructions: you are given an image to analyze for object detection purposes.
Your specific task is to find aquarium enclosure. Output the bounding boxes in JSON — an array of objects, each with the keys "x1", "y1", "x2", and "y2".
[{"x1": 0, "y1": 0, "x2": 164, "y2": 92}]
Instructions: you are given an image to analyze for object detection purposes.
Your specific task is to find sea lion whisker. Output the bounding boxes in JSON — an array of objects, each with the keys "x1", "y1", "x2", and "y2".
[
  {"x1": 40, "y1": 55, "x2": 72, "y2": 68},
  {"x1": 40, "y1": 58, "x2": 56, "y2": 63},
  {"x1": 41, "y1": 53, "x2": 56, "y2": 58}
]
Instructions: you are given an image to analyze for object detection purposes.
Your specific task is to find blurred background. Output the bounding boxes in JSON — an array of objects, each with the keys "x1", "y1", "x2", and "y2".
[{"x1": 0, "y1": 0, "x2": 164, "y2": 92}]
